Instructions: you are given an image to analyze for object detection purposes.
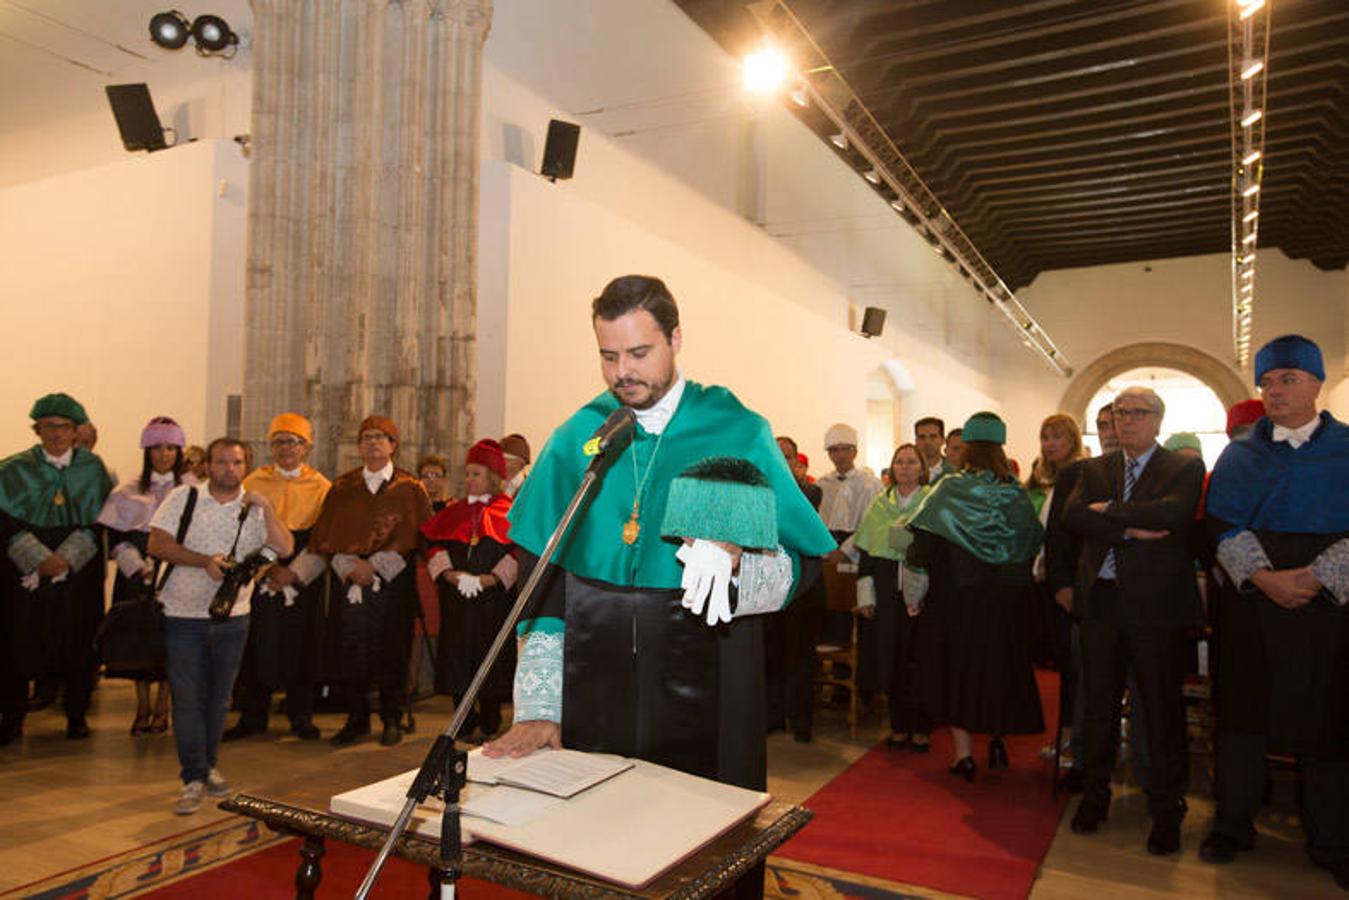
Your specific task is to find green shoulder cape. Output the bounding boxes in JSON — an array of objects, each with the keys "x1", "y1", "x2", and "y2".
[
  {"x1": 854, "y1": 485, "x2": 929, "y2": 561},
  {"x1": 509, "y1": 382, "x2": 836, "y2": 589},
  {"x1": 0, "y1": 445, "x2": 113, "y2": 528},
  {"x1": 907, "y1": 469, "x2": 1043, "y2": 565}
]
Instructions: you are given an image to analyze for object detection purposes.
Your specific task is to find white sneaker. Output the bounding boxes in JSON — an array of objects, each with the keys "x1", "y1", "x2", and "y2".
[
  {"x1": 174, "y1": 780, "x2": 206, "y2": 815},
  {"x1": 206, "y1": 768, "x2": 231, "y2": 797}
]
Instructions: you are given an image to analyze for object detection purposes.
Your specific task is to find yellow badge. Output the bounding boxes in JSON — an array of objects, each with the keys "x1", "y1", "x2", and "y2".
[{"x1": 583, "y1": 437, "x2": 602, "y2": 457}]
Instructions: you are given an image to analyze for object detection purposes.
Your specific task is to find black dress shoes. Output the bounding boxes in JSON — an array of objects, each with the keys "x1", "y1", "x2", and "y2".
[
  {"x1": 1070, "y1": 801, "x2": 1108, "y2": 835},
  {"x1": 330, "y1": 716, "x2": 370, "y2": 746},
  {"x1": 1147, "y1": 819, "x2": 1182, "y2": 856},
  {"x1": 291, "y1": 718, "x2": 321, "y2": 741},
  {"x1": 380, "y1": 719, "x2": 403, "y2": 746},
  {"x1": 949, "y1": 756, "x2": 976, "y2": 782},
  {"x1": 1199, "y1": 832, "x2": 1253, "y2": 863},
  {"x1": 221, "y1": 721, "x2": 263, "y2": 742},
  {"x1": 65, "y1": 719, "x2": 91, "y2": 740},
  {"x1": 988, "y1": 737, "x2": 1009, "y2": 770}
]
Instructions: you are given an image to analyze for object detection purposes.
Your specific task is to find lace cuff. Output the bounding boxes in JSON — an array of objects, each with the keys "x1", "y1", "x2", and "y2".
[
  {"x1": 330, "y1": 553, "x2": 359, "y2": 581},
  {"x1": 513, "y1": 629, "x2": 563, "y2": 723},
  {"x1": 734, "y1": 548, "x2": 793, "y2": 617},
  {"x1": 53, "y1": 529, "x2": 99, "y2": 574},
  {"x1": 901, "y1": 564, "x2": 929, "y2": 610},
  {"x1": 114, "y1": 543, "x2": 147, "y2": 579},
  {"x1": 493, "y1": 553, "x2": 519, "y2": 591},
  {"x1": 288, "y1": 549, "x2": 328, "y2": 585},
  {"x1": 369, "y1": 550, "x2": 407, "y2": 582},
  {"x1": 426, "y1": 549, "x2": 452, "y2": 582},
  {"x1": 855, "y1": 574, "x2": 876, "y2": 609},
  {"x1": 7, "y1": 531, "x2": 52, "y2": 575},
  {"x1": 1216, "y1": 530, "x2": 1272, "y2": 590},
  {"x1": 1311, "y1": 538, "x2": 1349, "y2": 606}
]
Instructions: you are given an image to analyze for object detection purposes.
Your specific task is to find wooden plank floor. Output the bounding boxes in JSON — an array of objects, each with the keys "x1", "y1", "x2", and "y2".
[{"x1": 0, "y1": 679, "x2": 1335, "y2": 897}]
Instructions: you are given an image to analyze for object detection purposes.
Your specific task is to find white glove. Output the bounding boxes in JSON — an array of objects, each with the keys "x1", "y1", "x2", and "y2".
[
  {"x1": 457, "y1": 573, "x2": 483, "y2": 598},
  {"x1": 675, "y1": 540, "x2": 734, "y2": 626}
]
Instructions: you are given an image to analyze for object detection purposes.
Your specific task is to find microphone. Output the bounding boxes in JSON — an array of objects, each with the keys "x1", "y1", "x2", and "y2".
[{"x1": 583, "y1": 407, "x2": 637, "y2": 459}]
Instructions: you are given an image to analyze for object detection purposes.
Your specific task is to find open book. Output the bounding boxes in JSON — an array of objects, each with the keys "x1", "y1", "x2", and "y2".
[{"x1": 466, "y1": 747, "x2": 632, "y2": 798}]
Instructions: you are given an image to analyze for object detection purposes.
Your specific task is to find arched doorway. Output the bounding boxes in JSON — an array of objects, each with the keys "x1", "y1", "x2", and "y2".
[
  {"x1": 1084, "y1": 368, "x2": 1228, "y2": 467},
  {"x1": 1061, "y1": 342, "x2": 1252, "y2": 431}
]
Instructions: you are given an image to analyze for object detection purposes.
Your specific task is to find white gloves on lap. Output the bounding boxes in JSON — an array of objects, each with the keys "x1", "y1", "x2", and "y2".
[
  {"x1": 676, "y1": 539, "x2": 734, "y2": 626},
  {"x1": 457, "y1": 573, "x2": 484, "y2": 598}
]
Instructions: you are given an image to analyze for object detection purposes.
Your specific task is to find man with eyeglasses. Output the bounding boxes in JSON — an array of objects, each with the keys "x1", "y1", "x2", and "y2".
[
  {"x1": 0, "y1": 393, "x2": 113, "y2": 743},
  {"x1": 224, "y1": 414, "x2": 331, "y2": 742},
  {"x1": 1201, "y1": 335, "x2": 1349, "y2": 891},
  {"x1": 1063, "y1": 385, "x2": 1205, "y2": 856},
  {"x1": 309, "y1": 415, "x2": 431, "y2": 747}
]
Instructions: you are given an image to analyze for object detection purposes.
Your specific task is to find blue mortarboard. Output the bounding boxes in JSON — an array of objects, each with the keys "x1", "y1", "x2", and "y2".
[{"x1": 1254, "y1": 334, "x2": 1324, "y2": 384}]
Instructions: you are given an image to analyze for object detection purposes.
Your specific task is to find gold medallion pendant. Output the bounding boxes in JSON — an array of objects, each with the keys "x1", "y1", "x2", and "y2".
[
  {"x1": 622, "y1": 515, "x2": 640, "y2": 545},
  {"x1": 53, "y1": 490, "x2": 65, "y2": 507}
]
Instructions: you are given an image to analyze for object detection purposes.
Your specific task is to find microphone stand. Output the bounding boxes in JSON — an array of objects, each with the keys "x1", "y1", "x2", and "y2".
[{"x1": 355, "y1": 440, "x2": 624, "y2": 899}]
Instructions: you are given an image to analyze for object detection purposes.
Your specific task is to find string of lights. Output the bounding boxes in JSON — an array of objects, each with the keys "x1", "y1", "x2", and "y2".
[
  {"x1": 1228, "y1": 0, "x2": 1271, "y2": 370},
  {"x1": 744, "y1": 1, "x2": 1072, "y2": 378}
]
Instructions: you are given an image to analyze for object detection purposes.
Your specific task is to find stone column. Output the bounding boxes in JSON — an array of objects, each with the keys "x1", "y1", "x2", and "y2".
[{"x1": 243, "y1": 0, "x2": 491, "y2": 481}]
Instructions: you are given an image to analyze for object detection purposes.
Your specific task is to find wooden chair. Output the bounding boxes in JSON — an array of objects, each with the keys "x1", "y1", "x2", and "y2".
[{"x1": 815, "y1": 560, "x2": 863, "y2": 737}]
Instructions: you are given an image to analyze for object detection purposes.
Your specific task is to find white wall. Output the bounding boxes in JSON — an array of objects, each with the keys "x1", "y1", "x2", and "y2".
[{"x1": 0, "y1": 139, "x2": 248, "y2": 480}]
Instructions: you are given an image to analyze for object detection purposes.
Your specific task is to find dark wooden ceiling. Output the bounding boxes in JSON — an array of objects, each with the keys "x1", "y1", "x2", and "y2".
[{"x1": 675, "y1": 0, "x2": 1349, "y2": 289}]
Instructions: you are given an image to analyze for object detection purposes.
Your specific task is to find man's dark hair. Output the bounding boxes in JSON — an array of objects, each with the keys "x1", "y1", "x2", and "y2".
[
  {"x1": 776, "y1": 435, "x2": 799, "y2": 456},
  {"x1": 947, "y1": 427, "x2": 963, "y2": 439},
  {"x1": 1095, "y1": 402, "x2": 1113, "y2": 419},
  {"x1": 914, "y1": 416, "x2": 945, "y2": 437},
  {"x1": 592, "y1": 275, "x2": 680, "y2": 341},
  {"x1": 205, "y1": 436, "x2": 248, "y2": 464}
]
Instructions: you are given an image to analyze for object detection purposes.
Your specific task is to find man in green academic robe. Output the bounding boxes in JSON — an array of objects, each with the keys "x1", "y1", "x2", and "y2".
[
  {"x1": 487, "y1": 276, "x2": 835, "y2": 815},
  {"x1": 0, "y1": 393, "x2": 114, "y2": 742}
]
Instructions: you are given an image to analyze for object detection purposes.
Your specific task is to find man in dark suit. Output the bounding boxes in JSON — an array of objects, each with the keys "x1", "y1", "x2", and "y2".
[{"x1": 1063, "y1": 386, "x2": 1205, "y2": 855}]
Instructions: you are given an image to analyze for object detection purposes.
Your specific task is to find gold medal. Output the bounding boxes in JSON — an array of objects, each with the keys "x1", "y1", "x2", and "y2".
[
  {"x1": 622, "y1": 514, "x2": 640, "y2": 545},
  {"x1": 53, "y1": 490, "x2": 65, "y2": 507}
]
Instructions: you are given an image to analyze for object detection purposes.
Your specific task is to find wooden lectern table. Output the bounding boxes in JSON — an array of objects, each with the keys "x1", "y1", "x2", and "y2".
[{"x1": 219, "y1": 737, "x2": 812, "y2": 899}]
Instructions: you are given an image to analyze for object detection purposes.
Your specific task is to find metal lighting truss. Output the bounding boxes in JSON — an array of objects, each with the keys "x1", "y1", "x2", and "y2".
[
  {"x1": 1228, "y1": 0, "x2": 1271, "y2": 370},
  {"x1": 748, "y1": 1, "x2": 1072, "y2": 377}
]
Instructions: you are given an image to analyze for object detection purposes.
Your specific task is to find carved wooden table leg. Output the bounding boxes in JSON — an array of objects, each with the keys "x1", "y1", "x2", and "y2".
[
  {"x1": 427, "y1": 865, "x2": 443, "y2": 899},
  {"x1": 295, "y1": 834, "x2": 325, "y2": 900}
]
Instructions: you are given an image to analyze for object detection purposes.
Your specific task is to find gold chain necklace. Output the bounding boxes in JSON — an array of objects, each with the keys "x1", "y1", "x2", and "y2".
[{"x1": 622, "y1": 427, "x2": 666, "y2": 545}]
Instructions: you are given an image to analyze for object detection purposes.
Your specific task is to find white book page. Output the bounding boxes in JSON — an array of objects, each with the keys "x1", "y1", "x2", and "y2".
[{"x1": 467, "y1": 747, "x2": 632, "y2": 798}]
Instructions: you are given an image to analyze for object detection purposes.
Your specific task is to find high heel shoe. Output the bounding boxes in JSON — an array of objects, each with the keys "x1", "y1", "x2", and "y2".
[
  {"x1": 130, "y1": 713, "x2": 153, "y2": 737},
  {"x1": 948, "y1": 756, "x2": 976, "y2": 782},
  {"x1": 149, "y1": 711, "x2": 170, "y2": 735},
  {"x1": 988, "y1": 737, "x2": 1009, "y2": 770}
]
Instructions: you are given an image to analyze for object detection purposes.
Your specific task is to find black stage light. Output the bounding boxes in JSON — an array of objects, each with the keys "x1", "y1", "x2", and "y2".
[
  {"x1": 149, "y1": 11, "x2": 190, "y2": 50},
  {"x1": 190, "y1": 14, "x2": 237, "y2": 53}
]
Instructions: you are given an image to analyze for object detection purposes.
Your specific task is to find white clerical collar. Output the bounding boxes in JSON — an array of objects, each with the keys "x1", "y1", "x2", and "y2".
[
  {"x1": 466, "y1": 493, "x2": 492, "y2": 504},
  {"x1": 363, "y1": 462, "x2": 394, "y2": 493},
  {"x1": 632, "y1": 373, "x2": 686, "y2": 436},
  {"x1": 149, "y1": 471, "x2": 175, "y2": 486},
  {"x1": 44, "y1": 448, "x2": 73, "y2": 469},
  {"x1": 1272, "y1": 416, "x2": 1320, "y2": 449},
  {"x1": 279, "y1": 465, "x2": 303, "y2": 480},
  {"x1": 832, "y1": 468, "x2": 855, "y2": 482}
]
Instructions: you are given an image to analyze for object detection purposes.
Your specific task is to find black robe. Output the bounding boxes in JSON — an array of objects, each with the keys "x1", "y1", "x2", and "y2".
[{"x1": 428, "y1": 534, "x2": 516, "y2": 704}]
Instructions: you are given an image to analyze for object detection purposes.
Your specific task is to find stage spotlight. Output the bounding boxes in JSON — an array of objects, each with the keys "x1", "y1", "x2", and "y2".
[
  {"x1": 149, "y1": 11, "x2": 190, "y2": 49},
  {"x1": 191, "y1": 14, "x2": 238, "y2": 54}
]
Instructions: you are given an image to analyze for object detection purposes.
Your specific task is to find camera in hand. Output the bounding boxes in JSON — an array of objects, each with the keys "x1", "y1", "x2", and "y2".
[{"x1": 209, "y1": 548, "x2": 274, "y2": 620}]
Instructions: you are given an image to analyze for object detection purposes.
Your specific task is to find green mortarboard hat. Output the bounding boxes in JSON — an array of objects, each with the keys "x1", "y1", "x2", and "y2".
[
  {"x1": 961, "y1": 411, "x2": 1006, "y2": 445},
  {"x1": 661, "y1": 456, "x2": 778, "y2": 550},
  {"x1": 1164, "y1": 432, "x2": 1202, "y2": 454},
  {"x1": 30, "y1": 392, "x2": 89, "y2": 425}
]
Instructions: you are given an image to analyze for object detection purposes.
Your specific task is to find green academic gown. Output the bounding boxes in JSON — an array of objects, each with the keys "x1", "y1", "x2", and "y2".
[{"x1": 510, "y1": 381, "x2": 834, "y2": 791}]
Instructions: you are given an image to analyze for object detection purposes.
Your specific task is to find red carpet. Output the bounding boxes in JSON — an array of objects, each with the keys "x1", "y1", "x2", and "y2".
[
  {"x1": 142, "y1": 837, "x2": 534, "y2": 899},
  {"x1": 777, "y1": 669, "x2": 1067, "y2": 900}
]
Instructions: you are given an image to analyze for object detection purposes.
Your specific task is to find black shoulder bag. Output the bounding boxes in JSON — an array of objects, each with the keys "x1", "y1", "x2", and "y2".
[{"x1": 96, "y1": 486, "x2": 198, "y2": 672}]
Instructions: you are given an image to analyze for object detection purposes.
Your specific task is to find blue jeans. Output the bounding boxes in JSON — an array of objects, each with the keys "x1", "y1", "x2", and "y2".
[{"x1": 165, "y1": 615, "x2": 249, "y2": 784}]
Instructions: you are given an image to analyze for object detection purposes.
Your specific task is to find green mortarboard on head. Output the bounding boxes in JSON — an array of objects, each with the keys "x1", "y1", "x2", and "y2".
[
  {"x1": 962, "y1": 411, "x2": 1006, "y2": 445},
  {"x1": 29, "y1": 392, "x2": 89, "y2": 425},
  {"x1": 661, "y1": 456, "x2": 778, "y2": 550}
]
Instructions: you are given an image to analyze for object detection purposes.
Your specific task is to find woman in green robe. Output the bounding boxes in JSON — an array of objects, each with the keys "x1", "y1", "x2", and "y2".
[{"x1": 855, "y1": 443, "x2": 930, "y2": 749}]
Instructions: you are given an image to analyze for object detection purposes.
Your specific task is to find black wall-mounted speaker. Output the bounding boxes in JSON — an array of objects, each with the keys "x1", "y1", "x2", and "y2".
[
  {"x1": 541, "y1": 119, "x2": 581, "y2": 181},
  {"x1": 106, "y1": 84, "x2": 167, "y2": 153},
  {"x1": 861, "y1": 306, "x2": 887, "y2": 338}
]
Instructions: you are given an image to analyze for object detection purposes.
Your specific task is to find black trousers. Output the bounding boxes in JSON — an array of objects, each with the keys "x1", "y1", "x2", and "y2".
[
  {"x1": 235, "y1": 589, "x2": 319, "y2": 728},
  {"x1": 1079, "y1": 580, "x2": 1188, "y2": 818},
  {"x1": 1213, "y1": 731, "x2": 1349, "y2": 866},
  {"x1": 339, "y1": 581, "x2": 413, "y2": 722}
]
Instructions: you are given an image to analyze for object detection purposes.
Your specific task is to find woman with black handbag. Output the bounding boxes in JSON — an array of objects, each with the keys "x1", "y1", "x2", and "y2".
[{"x1": 96, "y1": 417, "x2": 193, "y2": 735}]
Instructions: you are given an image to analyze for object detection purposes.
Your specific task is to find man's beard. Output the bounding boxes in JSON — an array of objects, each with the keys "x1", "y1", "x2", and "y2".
[{"x1": 609, "y1": 368, "x2": 675, "y2": 410}]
